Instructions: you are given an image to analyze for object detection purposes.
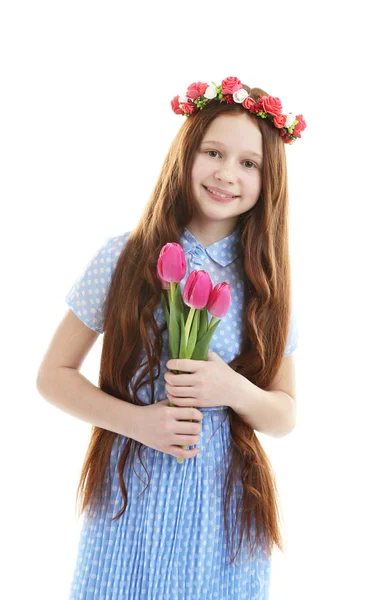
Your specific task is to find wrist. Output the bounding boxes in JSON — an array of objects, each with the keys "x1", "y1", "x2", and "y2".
[
  {"x1": 228, "y1": 371, "x2": 254, "y2": 414},
  {"x1": 120, "y1": 401, "x2": 142, "y2": 440}
]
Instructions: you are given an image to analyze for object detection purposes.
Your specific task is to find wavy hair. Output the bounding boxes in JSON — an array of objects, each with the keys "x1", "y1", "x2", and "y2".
[{"x1": 74, "y1": 85, "x2": 294, "y2": 565}]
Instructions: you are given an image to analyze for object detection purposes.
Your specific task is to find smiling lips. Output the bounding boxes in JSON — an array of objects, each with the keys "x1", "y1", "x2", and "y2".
[{"x1": 204, "y1": 186, "x2": 238, "y2": 199}]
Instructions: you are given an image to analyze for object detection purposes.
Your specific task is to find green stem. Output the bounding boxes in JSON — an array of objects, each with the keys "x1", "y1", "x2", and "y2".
[
  {"x1": 184, "y1": 306, "x2": 196, "y2": 348},
  {"x1": 208, "y1": 315, "x2": 217, "y2": 330},
  {"x1": 169, "y1": 281, "x2": 176, "y2": 304}
]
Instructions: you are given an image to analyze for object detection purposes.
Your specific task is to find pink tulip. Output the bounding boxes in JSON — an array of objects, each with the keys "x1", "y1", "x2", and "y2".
[
  {"x1": 207, "y1": 282, "x2": 232, "y2": 317},
  {"x1": 157, "y1": 272, "x2": 170, "y2": 289},
  {"x1": 157, "y1": 243, "x2": 186, "y2": 283},
  {"x1": 183, "y1": 270, "x2": 213, "y2": 309}
]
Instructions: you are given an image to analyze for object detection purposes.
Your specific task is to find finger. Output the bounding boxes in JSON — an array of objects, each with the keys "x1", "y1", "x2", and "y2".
[
  {"x1": 171, "y1": 406, "x2": 203, "y2": 422},
  {"x1": 167, "y1": 393, "x2": 198, "y2": 407},
  {"x1": 166, "y1": 384, "x2": 197, "y2": 398},
  {"x1": 174, "y1": 415, "x2": 201, "y2": 431},
  {"x1": 170, "y1": 445, "x2": 200, "y2": 459},
  {"x1": 165, "y1": 371, "x2": 195, "y2": 386},
  {"x1": 174, "y1": 433, "x2": 200, "y2": 445},
  {"x1": 167, "y1": 358, "x2": 204, "y2": 372}
]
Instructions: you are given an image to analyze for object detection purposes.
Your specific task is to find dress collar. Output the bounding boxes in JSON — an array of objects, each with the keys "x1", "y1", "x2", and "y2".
[{"x1": 180, "y1": 226, "x2": 240, "y2": 267}]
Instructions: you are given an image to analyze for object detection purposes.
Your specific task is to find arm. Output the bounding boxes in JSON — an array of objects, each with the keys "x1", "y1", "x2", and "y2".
[
  {"x1": 37, "y1": 367, "x2": 140, "y2": 439},
  {"x1": 36, "y1": 309, "x2": 139, "y2": 439},
  {"x1": 229, "y1": 354, "x2": 297, "y2": 438}
]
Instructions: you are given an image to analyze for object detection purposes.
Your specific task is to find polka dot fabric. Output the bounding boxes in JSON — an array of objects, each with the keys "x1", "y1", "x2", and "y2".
[
  {"x1": 66, "y1": 226, "x2": 298, "y2": 599},
  {"x1": 65, "y1": 234, "x2": 127, "y2": 334}
]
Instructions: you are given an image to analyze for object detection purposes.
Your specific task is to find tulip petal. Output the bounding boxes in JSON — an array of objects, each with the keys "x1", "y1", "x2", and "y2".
[
  {"x1": 184, "y1": 270, "x2": 212, "y2": 309},
  {"x1": 159, "y1": 243, "x2": 187, "y2": 283},
  {"x1": 208, "y1": 282, "x2": 232, "y2": 317}
]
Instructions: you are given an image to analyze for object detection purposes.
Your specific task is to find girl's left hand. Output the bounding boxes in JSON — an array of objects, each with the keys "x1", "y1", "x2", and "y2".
[{"x1": 164, "y1": 351, "x2": 239, "y2": 409}]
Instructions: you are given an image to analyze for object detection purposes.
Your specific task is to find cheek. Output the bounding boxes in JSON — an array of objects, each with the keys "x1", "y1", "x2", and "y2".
[
  {"x1": 191, "y1": 156, "x2": 209, "y2": 182},
  {"x1": 244, "y1": 173, "x2": 262, "y2": 193}
]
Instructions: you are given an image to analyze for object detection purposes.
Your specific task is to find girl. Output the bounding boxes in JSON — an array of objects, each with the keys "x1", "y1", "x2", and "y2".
[{"x1": 37, "y1": 76, "x2": 306, "y2": 599}]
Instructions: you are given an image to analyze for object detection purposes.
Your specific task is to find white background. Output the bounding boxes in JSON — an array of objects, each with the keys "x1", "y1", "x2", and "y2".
[{"x1": 1, "y1": 1, "x2": 379, "y2": 598}]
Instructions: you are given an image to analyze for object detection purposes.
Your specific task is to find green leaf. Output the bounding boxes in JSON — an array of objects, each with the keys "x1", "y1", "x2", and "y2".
[
  {"x1": 186, "y1": 309, "x2": 199, "y2": 358},
  {"x1": 174, "y1": 283, "x2": 184, "y2": 322},
  {"x1": 169, "y1": 298, "x2": 180, "y2": 358},
  {"x1": 179, "y1": 312, "x2": 187, "y2": 359},
  {"x1": 191, "y1": 319, "x2": 221, "y2": 361},
  {"x1": 198, "y1": 307, "x2": 209, "y2": 340}
]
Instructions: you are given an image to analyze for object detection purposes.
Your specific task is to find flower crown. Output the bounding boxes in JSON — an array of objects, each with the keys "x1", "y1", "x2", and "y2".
[{"x1": 171, "y1": 76, "x2": 306, "y2": 145}]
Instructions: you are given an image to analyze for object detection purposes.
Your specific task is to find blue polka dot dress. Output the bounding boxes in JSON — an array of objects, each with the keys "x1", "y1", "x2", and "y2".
[{"x1": 65, "y1": 226, "x2": 298, "y2": 600}]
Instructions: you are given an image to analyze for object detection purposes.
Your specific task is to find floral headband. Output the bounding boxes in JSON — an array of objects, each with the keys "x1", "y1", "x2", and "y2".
[{"x1": 171, "y1": 76, "x2": 306, "y2": 145}]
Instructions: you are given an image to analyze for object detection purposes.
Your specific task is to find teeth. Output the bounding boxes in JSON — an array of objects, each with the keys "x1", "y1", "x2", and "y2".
[{"x1": 206, "y1": 187, "x2": 235, "y2": 199}]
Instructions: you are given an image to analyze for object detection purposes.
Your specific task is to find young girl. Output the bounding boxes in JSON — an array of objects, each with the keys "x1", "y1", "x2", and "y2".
[{"x1": 37, "y1": 76, "x2": 305, "y2": 599}]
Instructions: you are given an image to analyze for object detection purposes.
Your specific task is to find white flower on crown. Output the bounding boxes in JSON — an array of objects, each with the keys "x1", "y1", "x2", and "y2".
[
  {"x1": 285, "y1": 113, "x2": 296, "y2": 128},
  {"x1": 178, "y1": 93, "x2": 189, "y2": 104},
  {"x1": 233, "y1": 88, "x2": 249, "y2": 103},
  {"x1": 204, "y1": 85, "x2": 217, "y2": 99}
]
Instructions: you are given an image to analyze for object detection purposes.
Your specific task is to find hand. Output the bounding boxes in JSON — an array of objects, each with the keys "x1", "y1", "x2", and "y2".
[
  {"x1": 133, "y1": 399, "x2": 203, "y2": 460},
  {"x1": 164, "y1": 351, "x2": 238, "y2": 409}
]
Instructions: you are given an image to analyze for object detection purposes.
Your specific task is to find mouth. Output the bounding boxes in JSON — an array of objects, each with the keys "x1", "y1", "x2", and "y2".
[{"x1": 203, "y1": 185, "x2": 239, "y2": 202}]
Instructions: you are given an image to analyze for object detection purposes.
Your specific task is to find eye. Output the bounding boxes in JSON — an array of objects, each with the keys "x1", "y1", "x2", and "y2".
[
  {"x1": 205, "y1": 151, "x2": 257, "y2": 170},
  {"x1": 243, "y1": 160, "x2": 257, "y2": 169}
]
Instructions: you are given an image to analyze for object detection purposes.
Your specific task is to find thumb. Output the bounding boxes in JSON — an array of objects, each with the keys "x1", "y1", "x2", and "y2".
[{"x1": 207, "y1": 351, "x2": 220, "y2": 360}]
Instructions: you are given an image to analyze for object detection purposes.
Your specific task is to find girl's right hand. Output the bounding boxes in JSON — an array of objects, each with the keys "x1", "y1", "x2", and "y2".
[{"x1": 132, "y1": 399, "x2": 203, "y2": 459}]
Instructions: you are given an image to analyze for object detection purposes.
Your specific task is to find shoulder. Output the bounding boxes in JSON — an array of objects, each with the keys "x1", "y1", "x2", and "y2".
[
  {"x1": 107, "y1": 230, "x2": 133, "y2": 252},
  {"x1": 64, "y1": 230, "x2": 134, "y2": 334},
  {"x1": 106, "y1": 230, "x2": 133, "y2": 269}
]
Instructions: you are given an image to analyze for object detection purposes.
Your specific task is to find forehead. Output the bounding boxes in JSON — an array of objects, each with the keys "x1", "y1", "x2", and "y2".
[{"x1": 201, "y1": 112, "x2": 263, "y2": 155}]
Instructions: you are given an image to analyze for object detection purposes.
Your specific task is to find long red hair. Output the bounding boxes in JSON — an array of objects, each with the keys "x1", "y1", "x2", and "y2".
[{"x1": 75, "y1": 85, "x2": 294, "y2": 565}]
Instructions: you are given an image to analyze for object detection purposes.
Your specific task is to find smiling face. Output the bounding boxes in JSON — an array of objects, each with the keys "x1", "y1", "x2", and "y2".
[{"x1": 189, "y1": 111, "x2": 263, "y2": 243}]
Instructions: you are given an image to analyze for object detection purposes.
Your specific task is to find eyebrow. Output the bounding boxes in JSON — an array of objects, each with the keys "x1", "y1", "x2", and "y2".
[{"x1": 201, "y1": 139, "x2": 263, "y2": 159}]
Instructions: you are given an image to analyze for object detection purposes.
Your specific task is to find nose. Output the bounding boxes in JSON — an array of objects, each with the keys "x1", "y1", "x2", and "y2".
[{"x1": 214, "y1": 161, "x2": 237, "y2": 185}]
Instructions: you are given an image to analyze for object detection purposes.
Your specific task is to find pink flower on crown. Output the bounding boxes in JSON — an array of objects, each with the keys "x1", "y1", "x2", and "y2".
[
  {"x1": 181, "y1": 101, "x2": 197, "y2": 114},
  {"x1": 293, "y1": 115, "x2": 307, "y2": 137},
  {"x1": 242, "y1": 97, "x2": 256, "y2": 112},
  {"x1": 171, "y1": 95, "x2": 183, "y2": 115},
  {"x1": 262, "y1": 96, "x2": 283, "y2": 116},
  {"x1": 221, "y1": 77, "x2": 242, "y2": 95},
  {"x1": 186, "y1": 82, "x2": 208, "y2": 99},
  {"x1": 273, "y1": 114, "x2": 287, "y2": 129}
]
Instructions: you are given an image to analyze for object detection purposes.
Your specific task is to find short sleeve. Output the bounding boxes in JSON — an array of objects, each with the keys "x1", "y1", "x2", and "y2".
[
  {"x1": 65, "y1": 231, "x2": 131, "y2": 333},
  {"x1": 283, "y1": 309, "x2": 299, "y2": 357}
]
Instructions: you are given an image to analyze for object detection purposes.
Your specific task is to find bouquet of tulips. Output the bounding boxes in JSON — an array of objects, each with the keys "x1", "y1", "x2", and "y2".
[{"x1": 157, "y1": 242, "x2": 232, "y2": 464}]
